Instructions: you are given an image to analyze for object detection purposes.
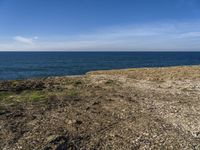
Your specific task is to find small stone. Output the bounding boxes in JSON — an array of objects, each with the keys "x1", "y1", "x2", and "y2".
[
  {"x1": 68, "y1": 120, "x2": 73, "y2": 124},
  {"x1": 47, "y1": 135, "x2": 57, "y2": 142}
]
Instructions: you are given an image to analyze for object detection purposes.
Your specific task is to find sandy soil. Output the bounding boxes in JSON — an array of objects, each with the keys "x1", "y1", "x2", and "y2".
[{"x1": 0, "y1": 66, "x2": 200, "y2": 149}]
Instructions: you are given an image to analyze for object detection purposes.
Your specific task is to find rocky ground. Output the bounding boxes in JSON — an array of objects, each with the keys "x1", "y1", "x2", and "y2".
[{"x1": 1, "y1": 66, "x2": 200, "y2": 149}]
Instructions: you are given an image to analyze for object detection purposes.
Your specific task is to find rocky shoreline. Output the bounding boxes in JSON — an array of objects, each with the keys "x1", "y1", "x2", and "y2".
[{"x1": 1, "y1": 66, "x2": 200, "y2": 149}]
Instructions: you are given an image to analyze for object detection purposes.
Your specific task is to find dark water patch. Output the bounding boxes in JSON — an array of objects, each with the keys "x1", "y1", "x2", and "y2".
[{"x1": 1, "y1": 52, "x2": 200, "y2": 80}]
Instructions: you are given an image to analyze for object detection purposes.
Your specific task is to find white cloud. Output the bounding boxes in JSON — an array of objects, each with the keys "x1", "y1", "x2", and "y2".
[
  {"x1": 13, "y1": 36, "x2": 37, "y2": 45},
  {"x1": 1, "y1": 21, "x2": 200, "y2": 51},
  {"x1": 34, "y1": 36, "x2": 38, "y2": 40},
  {"x1": 177, "y1": 32, "x2": 200, "y2": 38}
]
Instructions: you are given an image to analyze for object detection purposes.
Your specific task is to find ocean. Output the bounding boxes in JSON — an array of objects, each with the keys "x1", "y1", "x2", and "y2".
[{"x1": 0, "y1": 52, "x2": 200, "y2": 80}]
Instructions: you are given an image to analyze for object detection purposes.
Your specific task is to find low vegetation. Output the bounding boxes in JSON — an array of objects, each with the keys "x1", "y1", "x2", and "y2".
[{"x1": 1, "y1": 66, "x2": 200, "y2": 149}]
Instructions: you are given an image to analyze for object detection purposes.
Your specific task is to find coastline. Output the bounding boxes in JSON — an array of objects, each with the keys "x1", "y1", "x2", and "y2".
[
  {"x1": 1, "y1": 64, "x2": 200, "y2": 82},
  {"x1": 1, "y1": 65, "x2": 200, "y2": 149}
]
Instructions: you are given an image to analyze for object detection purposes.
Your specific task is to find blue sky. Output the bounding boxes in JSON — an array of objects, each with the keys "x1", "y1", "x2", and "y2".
[{"x1": 0, "y1": 0, "x2": 200, "y2": 51}]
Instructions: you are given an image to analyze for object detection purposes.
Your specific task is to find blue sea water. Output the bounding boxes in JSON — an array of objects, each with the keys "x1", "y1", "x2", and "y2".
[{"x1": 0, "y1": 52, "x2": 200, "y2": 80}]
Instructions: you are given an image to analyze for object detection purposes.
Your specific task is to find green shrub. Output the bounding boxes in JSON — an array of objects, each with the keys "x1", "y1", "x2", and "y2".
[
  {"x1": 0, "y1": 92, "x2": 10, "y2": 100},
  {"x1": 105, "y1": 79, "x2": 114, "y2": 85},
  {"x1": 67, "y1": 89, "x2": 79, "y2": 97},
  {"x1": 74, "y1": 80, "x2": 83, "y2": 86}
]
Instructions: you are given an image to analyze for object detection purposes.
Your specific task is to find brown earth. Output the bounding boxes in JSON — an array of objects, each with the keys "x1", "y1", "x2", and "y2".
[{"x1": 0, "y1": 66, "x2": 200, "y2": 149}]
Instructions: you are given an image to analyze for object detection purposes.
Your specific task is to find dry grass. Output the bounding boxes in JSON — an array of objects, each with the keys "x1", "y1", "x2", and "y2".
[{"x1": 1, "y1": 66, "x2": 200, "y2": 149}]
